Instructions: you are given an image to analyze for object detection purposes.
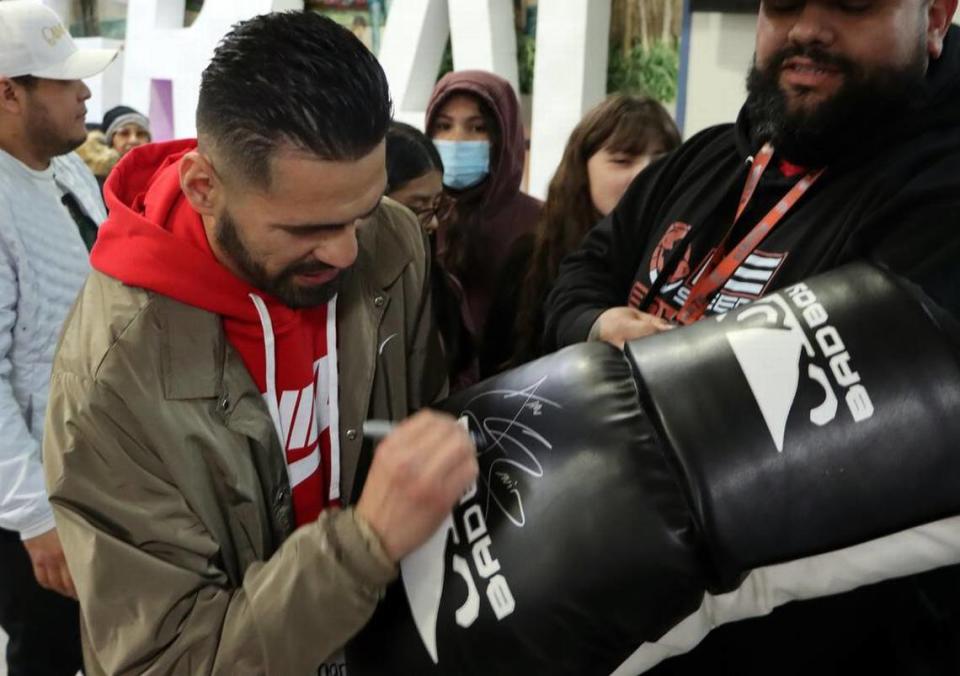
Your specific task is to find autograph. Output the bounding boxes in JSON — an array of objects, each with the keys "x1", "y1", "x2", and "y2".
[{"x1": 459, "y1": 377, "x2": 561, "y2": 528}]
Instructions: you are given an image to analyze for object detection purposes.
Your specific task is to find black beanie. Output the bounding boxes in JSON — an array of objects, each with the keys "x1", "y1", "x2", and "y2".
[{"x1": 101, "y1": 105, "x2": 151, "y2": 144}]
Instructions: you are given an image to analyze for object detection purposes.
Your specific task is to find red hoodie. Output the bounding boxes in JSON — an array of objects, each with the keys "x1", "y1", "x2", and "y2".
[{"x1": 92, "y1": 139, "x2": 340, "y2": 527}]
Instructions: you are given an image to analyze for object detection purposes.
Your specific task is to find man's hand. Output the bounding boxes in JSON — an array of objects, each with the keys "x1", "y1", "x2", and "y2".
[
  {"x1": 22, "y1": 528, "x2": 77, "y2": 599},
  {"x1": 356, "y1": 410, "x2": 478, "y2": 563},
  {"x1": 593, "y1": 306, "x2": 674, "y2": 349}
]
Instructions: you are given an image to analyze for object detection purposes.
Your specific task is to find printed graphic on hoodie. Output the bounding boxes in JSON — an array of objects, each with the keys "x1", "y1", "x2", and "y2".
[
  {"x1": 629, "y1": 221, "x2": 788, "y2": 320},
  {"x1": 247, "y1": 297, "x2": 341, "y2": 527}
]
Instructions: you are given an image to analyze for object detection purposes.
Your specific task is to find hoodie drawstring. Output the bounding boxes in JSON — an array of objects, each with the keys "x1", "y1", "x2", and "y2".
[
  {"x1": 249, "y1": 294, "x2": 286, "y2": 460},
  {"x1": 249, "y1": 293, "x2": 341, "y2": 503},
  {"x1": 325, "y1": 295, "x2": 342, "y2": 502}
]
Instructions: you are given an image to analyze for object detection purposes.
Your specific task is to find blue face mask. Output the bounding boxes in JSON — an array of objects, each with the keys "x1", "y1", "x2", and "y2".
[{"x1": 434, "y1": 140, "x2": 491, "y2": 190}]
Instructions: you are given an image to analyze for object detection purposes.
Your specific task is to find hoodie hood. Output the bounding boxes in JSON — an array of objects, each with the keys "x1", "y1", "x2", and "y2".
[
  {"x1": 734, "y1": 24, "x2": 960, "y2": 162},
  {"x1": 426, "y1": 70, "x2": 527, "y2": 214},
  {"x1": 93, "y1": 139, "x2": 301, "y2": 329},
  {"x1": 94, "y1": 140, "x2": 342, "y2": 524}
]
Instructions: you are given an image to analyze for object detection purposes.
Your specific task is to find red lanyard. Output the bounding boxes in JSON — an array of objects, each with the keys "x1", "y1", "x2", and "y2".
[{"x1": 674, "y1": 144, "x2": 824, "y2": 325}]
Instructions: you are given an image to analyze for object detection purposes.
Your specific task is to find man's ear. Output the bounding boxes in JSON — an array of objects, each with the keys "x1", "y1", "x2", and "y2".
[
  {"x1": 0, "y1": 77, "x2": 26, "y2": 115},
  {"x1": 927, "y1": 0, "x2": 958, "y2": 60},
  {"x1": 179, "y1": 150, "x2": 221, "y2": 217}
]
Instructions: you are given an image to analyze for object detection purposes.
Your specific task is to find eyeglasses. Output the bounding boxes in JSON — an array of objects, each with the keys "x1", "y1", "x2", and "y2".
[{"x1": 412, "y1": 194, "x2": 455, "y2": 229}]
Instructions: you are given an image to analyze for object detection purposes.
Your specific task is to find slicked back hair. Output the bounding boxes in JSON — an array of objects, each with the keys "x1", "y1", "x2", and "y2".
[{"x1": 197, "y1": 11, "x2": 392, "y2": 189}]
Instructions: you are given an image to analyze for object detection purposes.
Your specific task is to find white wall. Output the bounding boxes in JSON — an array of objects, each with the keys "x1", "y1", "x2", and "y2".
[
  {"x1": 77, "y1": 37, "x2": 124, "y2": 124},
  {"x1": 528, "y1": 0, "x2": 610, "y2": 199},
  {"x1": 379, "y1": 0, "x2": 519, "y2": 129},
  {"x1": 449, "y1": 0, "x2": 518, "y2": 91},
  {"x1": 121, "y1": 0, "x2": 302, "y2": 140},
  {"x1": 683, "y1": 12, "x2": 756, "y2": 138},
  {"x1": 379, "y1": 0, "x2": 450, "y2": 128}
]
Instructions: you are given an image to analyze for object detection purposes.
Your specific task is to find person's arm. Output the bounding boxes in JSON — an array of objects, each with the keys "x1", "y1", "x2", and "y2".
[
  {"x1": 45, "y1": 365, "x2": 475, "y2": 674},
  {"x1": 44, "y1": 372, "x2": 400, "y2": 675},
  {"x1": 542, "y1": 158, "x2": 673, "y2": 351},
  {"x1": 857, "y1": 156, "x2": 960, "y2": 318},
  {"x1": 0, "y1": 224, "x2": 75, "y2": 598}
]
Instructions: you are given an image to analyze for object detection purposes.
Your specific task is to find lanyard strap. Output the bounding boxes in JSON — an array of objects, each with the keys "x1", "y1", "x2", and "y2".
[{"x1": 675, "y1": 144, "x2": 824, "y2": 325}]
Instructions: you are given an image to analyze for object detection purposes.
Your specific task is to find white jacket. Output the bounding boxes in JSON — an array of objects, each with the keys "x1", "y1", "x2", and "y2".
[{"x1": 0, "y1": 148, "x2": 102, "y2": 538}]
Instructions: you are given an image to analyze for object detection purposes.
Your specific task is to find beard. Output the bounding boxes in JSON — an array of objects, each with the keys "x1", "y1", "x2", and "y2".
[
  {"x1": 216, "y1": 209, "x2": 343, "y2": 309},
  {"x1": 24, "y1": 100, "x2": 86, "y2": 159},
  {"x1": 745, "y1": 43, "x2": 928, "y2": 166}
]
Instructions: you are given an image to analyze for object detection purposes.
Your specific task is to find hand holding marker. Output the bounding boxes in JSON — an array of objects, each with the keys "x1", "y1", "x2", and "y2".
[{"x1": 362, "y1": 418, "x2": 481, "y2": 449}]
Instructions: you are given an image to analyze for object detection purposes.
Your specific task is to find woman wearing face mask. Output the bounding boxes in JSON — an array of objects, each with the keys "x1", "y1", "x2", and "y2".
[
  {"x1": 426, "y1": 70, "x2": 542, "y2": 351},
  {"x1": 482, "y1": 95, "x2": 681, "y2": 375},
  {"x1": 385, "y1": 122, "x2": 479, "y2": 390}
]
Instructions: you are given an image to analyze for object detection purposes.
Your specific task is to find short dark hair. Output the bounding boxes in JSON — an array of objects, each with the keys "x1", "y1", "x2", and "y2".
[
  {"x1": 385, "y1": 121, "x2": 443, "y2": 192},
  {"x1": 197, "y1": 11, "x2": 392, "y2": 187},
  {"x1": 11, "y1": 75, "x2": 39, "y2": 89}
]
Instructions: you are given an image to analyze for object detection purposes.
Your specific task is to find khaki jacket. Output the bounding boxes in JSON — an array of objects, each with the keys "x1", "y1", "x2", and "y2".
[{"x1": 43, "y1": 200, "x2": 445, "y2": 675}]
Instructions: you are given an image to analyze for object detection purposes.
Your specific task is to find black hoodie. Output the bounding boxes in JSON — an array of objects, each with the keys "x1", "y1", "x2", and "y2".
[
  {"x1": 546, "y1": 25, "x2": 960, "y2": 676},
  {"x1": 545, "y1": 26, "x2": 960, "y2": 349}
]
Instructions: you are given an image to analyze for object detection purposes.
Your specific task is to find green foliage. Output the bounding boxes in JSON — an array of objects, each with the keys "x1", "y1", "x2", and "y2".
[
  {"x1": 516, "y1": 34, "x2": 536, "y2": 95},
  {"x1": 437, "y1": 39, "x2": 453, "y2": 82},
  {"x1": 607, "y1": 40, "x2": 679, "y2": 103}
]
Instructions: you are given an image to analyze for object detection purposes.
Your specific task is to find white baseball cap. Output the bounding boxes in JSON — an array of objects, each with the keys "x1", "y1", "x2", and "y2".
[{"x1": 0, "y1": 0, "x2": 119, "y2": 80}]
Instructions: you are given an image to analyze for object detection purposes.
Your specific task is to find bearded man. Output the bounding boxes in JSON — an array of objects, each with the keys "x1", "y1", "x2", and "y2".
[
  {"x1": 41, "y1": 10, "x2": 477, "y2": 675},
  {"x1": 0, "y1": 2, "x2": 119, "y2": 673},
  {"x1": 545, "y1": 0, "x2": 960, "y2": 673}
]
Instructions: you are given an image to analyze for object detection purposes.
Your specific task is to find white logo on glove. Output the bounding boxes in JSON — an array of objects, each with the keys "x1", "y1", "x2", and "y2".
[{"x1": 725, "y1": 283, "x2": 874, "y2": 452}]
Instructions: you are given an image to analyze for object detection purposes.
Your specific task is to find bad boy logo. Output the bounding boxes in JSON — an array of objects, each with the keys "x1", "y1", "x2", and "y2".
[
  {"x1": 401, "y1": 381, "x2": 559, "y2": 664},
  {"x1": 724, "y1": 283, "x2": 875, "y2": 452}
]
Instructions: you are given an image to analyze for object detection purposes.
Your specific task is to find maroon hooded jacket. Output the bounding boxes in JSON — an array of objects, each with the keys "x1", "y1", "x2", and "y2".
[{"x1": 426, "y1": 70, "x2": 542, "y2": 339}]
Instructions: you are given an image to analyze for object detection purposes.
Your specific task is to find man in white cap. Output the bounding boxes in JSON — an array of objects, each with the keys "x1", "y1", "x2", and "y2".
[{"x1": 0, "y1": 1, "x2": 118, "y2": 673}]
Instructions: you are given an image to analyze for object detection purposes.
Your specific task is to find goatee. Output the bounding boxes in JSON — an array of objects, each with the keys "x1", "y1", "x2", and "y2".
[
  {"x1": 216, "y1": 209, "x2": 343, "y2": 309},
  {"x1": 745, "y1": 44, "x2": 928, "y2": 167}
]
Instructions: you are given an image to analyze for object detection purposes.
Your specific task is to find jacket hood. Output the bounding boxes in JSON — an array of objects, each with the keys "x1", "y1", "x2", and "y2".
[
  {"x1": 426, "y1": 70, "x2": 527, "y2": 214},
  {"x1": 92, "y1": 139, "x2": 301, "y2": 330},
  {"x1": 734, "y1": 24, "x2": 960, "y2": 161}
]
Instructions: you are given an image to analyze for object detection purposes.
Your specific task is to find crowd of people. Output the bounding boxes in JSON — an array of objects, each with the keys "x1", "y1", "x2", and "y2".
[{"x1": 1, "y1": 0, "x2": 960, "y2": 674}]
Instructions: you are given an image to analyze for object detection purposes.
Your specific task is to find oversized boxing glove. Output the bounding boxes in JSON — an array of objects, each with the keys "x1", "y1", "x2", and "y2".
[
  {"x1": 350, "y1": 340, "x2": 702, "y2": 675},
  {"x1": 626, "y1": 262, "x2": 960, "y2": 581},
  {"x1": 346, "y1": 263, "x2": 960, "y2": 676}
]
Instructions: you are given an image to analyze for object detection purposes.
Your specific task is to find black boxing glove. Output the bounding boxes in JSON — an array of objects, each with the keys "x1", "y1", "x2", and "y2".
[
  {"x1": 626, "y1": 262, "x2": 960, "y2": 583},
  {"x1": 350, "y1": 341, "x2": 703, "y2": 675},
  {"x1": 347, "y1": 263, "x2": 960, "y2": 675}
]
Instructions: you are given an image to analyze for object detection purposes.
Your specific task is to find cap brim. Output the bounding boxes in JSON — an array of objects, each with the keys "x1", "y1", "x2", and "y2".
[{"x1": 31, "y1": 47, "x2": 120, "y2": 80}]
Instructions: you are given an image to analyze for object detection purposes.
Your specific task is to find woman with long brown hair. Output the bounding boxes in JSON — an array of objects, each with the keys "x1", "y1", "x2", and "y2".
[{"x1": 483, "y1": 94, "x2": 681, "y2": 374}]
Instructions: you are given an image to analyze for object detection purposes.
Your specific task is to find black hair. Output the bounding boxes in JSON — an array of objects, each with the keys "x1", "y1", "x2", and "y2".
[
  {"x1": 385, "y1": 121, "x2": 443, "y2": 191},
  {"x1": 196, "y1": 11, "x2": 392, "y2": 187},
  {"x1": 11, "y1": 75, "x2": 38, "y2": 89}
]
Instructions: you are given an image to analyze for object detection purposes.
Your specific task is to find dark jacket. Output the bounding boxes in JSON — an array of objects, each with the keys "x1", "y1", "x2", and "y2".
[
  {"x1": 545, "y1": 27, "x2": 960, "y2": 349},
  {"x1": 426, "y1": 71, "x2": 542, "y2": 341},
  {"x1": 478, "y1": 232, "x2": 536, "y2": 375}
]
